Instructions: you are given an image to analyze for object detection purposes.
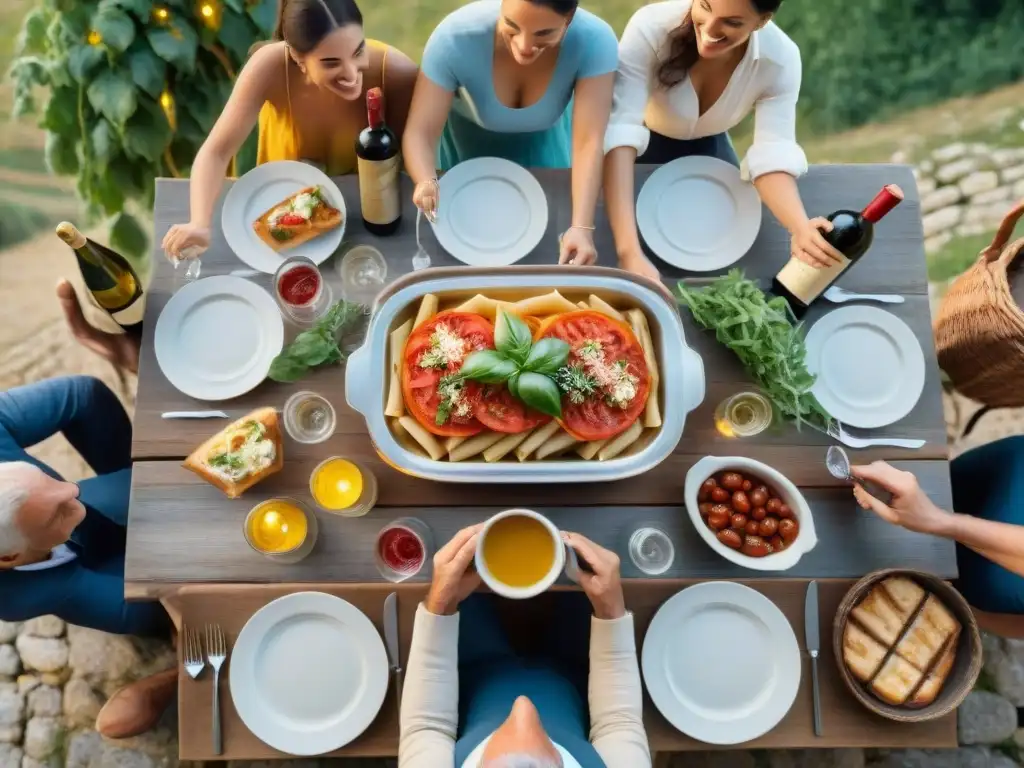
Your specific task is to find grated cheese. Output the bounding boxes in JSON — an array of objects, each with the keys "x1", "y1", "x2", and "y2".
[
  {"x1": 419, "y1": 323, "x2": 468, "y2": 369},
  {"x1": 576, "y1": 339, "x2": 639, "y2": 408}
]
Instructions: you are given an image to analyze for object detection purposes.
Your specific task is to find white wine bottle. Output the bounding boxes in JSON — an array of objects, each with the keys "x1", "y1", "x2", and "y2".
[{"x1": 55, "y1": 222, "x2": 145, "y2": 337}]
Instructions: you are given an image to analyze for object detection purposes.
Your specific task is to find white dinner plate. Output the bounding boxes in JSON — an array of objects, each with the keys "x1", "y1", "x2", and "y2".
[
  {"x1": 229, "y1": 592, "x2": 390, "y2": 756},
  {"x1": 221, "y1": 160, "x2": 346, "y2": 273},
  {"x1": 432, "y1": 157, "x2": 548, "y2": 266},
  {"x1": 642, "y1": 582, "x2": 801, "y2": 745},
  {"x1": 804, "y1": 306, "x2": 926, "y2": 429},
  {"x1": 154, "y1": 276, "x2": 283, "y2": 401},
  {"x1": 636, "y1": 156, "x2": 761, "y2": 271}
]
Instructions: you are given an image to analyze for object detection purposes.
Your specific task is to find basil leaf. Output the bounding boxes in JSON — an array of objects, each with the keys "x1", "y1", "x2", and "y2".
[
  {"x1": 507, "y1": 371, "x2": 521, "y2": 399},
  {"x1": 268, "y1": 355, "x2": 309, "y2": 383},
  {"x1": 516, "y1": 372, "x2": 563, "y2": 419},
  {"x1": 495, "y1": 311, "x2": 533, "y2": 365},
  {"x1": 460, "y1": 350, "x2": 518, "y2": 383},
  {"x1": 524, "y1": 337, "x2": 570, "y2": 376}
]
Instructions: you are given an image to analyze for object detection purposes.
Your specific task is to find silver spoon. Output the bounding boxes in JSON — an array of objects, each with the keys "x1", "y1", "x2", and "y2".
[{"x1": 826, "y1": 446, "x2": 894, "y2": 506}]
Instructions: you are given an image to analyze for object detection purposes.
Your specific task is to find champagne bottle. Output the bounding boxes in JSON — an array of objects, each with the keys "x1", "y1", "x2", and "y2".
[
  {"x1": 355, "y1": 87, "x2": 401, "y2": 235},
  {"x1": 772, "y1": 185, "x2": 904, "y2": 318},
  {"x1": 55, "y1": 222, "x2": 145, "y2": 336}
]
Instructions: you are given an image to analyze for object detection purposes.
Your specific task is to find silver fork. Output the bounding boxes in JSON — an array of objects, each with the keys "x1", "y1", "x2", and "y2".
[
  {"x1": 412, "y1": 209, "x2": 431, "y2": 271},
  {"x1": 822, "y1": 286, "x2": 905, "y2": 304},
  {"x1": 183, "y1": 625, "x2": 205, "y2": 681},
  {"x1": 206, "y1": 624, "x2": 227, "y2": 756},
  {"x1": 826, "y1": 421, "x2": 925, "y2": 450}
]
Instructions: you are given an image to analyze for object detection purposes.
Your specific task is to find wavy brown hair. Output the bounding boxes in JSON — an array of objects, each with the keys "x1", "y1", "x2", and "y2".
[
  {"x1": 251, "y1": 0, "x2": 363, "y2": 56},
  {"x1": 655, "y1": 0, "x2": 783, "y2": 89}
]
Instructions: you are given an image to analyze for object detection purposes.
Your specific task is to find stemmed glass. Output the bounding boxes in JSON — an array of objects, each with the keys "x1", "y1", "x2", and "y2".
[{"x1": 173, "y1": 246, "x2": 202, "y2": 282}]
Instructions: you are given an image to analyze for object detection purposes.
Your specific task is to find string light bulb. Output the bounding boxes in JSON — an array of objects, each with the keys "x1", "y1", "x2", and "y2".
[
  {"x1": 159, "y1": 88, "x2": 177, "y2": 131},
  {"x1": 196, "y1": 0, "x2": 222, "y2": 30},
  {"x1": 152, "y1": 6, "x2": 170, "y2": 23},
  {"x1": 200, "y1": 3, "x2": 214, "y2": 18},
  {"x1": 87, "y1": 30, "x2": 102, "y2": 46}
]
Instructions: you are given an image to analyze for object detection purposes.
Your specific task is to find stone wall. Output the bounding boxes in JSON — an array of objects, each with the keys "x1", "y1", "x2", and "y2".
[{"x1": 917, "y1": 142, "x2": 1024, "y2": 255}]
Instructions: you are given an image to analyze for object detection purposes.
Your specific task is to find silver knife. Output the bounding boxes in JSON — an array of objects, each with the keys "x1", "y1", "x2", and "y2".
[
  {"x1": 383, "y1": 592, "x2": 403, "y2": 723},
  {"x1": 805, "y1": 581, "x2": 822, "y2": 737},
  {"x1": 161, "y1": 411, "x2": 228, "y2": 419}
]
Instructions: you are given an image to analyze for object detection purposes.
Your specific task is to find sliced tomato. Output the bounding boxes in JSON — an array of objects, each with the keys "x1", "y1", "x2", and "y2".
[
  {"x1": 401, "y1": 311, "x2": 494, "y2": 437},
  {"x1": 473, "y1": 385, "x2": 552, "y2": 434},
  {"x1": 277, "y1": 213, "x2": 307, "y2": 226},
  {"x1": 536, "y1": 310, "x2": 651, "y2": 442}
]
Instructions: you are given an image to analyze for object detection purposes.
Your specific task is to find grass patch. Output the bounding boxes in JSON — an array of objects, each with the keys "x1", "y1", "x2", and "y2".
[
  {"x1": 0, "y1": 178, "x2": 74, "y2": 198},
  {"x1": 0, "y1": 199, "x2": 64, "y2": 249},
  {"x1": 0, "y1": 146, "x2": 47, "y2": 174},
  {"x1": 927, "y1": 234, "x2": 993, "y2": 283}
]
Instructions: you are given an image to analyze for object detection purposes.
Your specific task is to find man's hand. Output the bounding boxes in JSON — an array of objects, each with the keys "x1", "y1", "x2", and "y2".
[
  {"x1": 425, "y1": 524, "x2": 484, "y2": 616},
  {"x1": 562, "y1": 531, "x2": 626, "y2": 621},
  {"x1": 850, "y1": 462, "x2": 954, "y2": 536},
  {"x1": 57, "y1": 279, "x2": 140, "y2": 375}
]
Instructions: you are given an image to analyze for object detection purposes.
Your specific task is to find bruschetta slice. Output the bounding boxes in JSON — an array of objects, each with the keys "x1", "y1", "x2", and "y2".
[
  {"x1": 183, "y1": 407, "x2": 284, "y2": 498},
  {"x1": 252, "y1": 185, "x2": 343, "y2": 252}
]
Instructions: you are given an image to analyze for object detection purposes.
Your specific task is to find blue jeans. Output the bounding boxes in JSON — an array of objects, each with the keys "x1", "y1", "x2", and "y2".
[
  {"x1": 952, "y1": 436, "x2": 1024, "y2": 615},
  {"x1": 0, "y1": 376, "x2": 168, "y2": 636},
  {"x1": 454, "y1": 593, "x2": 606, "y2": 767},
  {"x1": 638, "y1": 130, "x2": 740, "y2": 168}
]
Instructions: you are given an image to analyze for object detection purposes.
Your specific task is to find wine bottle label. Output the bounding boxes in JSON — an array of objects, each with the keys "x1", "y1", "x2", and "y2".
[
  {"x1": 775, "y1": 253, "x2": 851, "y2": 305},
  {"x1": 84, "y1": 288, "x2": 146, "y2": 329},
  {"x1": 357, "y1": 154, "x2": 401, "y2": 226}
]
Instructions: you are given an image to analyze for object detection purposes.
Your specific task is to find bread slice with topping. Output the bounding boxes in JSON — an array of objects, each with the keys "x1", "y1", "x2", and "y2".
[
  {"x1": 252, "y1": 185, "x2": 342, "y2": 253},
  {"x1": 183, "y1": 407, "x2": 284, "y2": 498}
]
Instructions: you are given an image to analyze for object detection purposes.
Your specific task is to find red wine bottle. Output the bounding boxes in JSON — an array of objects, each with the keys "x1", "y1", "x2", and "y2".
[
  {"x1": 355, "y1": 87, "x2": 401, "y2": 235},
  {"x1": 772, "y1": 185, "x2": 904, "y2": 318},
  {"x1": 55, "y1": 222, "x2": 145, "y2": 338}
]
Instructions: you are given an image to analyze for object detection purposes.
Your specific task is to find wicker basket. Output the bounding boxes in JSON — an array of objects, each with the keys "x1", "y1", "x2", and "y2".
[
  {"x1": 934, "y1": 200, "x2": 1024, "y2": 407},
  {"x1": 834, "y1": 569, "x2": 982, "y2": 723}
]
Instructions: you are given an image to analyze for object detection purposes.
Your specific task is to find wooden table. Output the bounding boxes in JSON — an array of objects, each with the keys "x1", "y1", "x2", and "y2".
[{"x1": 128, "y1": 164, "x2": 957, "y2": 758}]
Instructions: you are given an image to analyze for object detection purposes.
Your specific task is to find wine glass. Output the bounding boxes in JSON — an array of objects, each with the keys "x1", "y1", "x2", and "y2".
[{"x1": 339, "y1": 245, "x2": 388, "y2": 308}]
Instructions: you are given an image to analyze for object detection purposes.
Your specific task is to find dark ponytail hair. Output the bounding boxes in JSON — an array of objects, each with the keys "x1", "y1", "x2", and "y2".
[
  {"x1": 525, "y1": 0, "x2": 578, "y2": 15},
  {"x1": 655, "y1": 0, "x2": 782, "y2": 89},
  {"x1": 272, "y1": 0, "x2": 363, "y2": 54}
]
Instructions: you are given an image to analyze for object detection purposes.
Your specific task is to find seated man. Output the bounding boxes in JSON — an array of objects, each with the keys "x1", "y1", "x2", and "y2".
[{"x1": 0, "y1": 374, "x2": 174, "y2": 737}]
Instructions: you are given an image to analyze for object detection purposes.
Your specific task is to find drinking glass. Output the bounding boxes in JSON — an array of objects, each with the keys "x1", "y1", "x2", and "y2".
[
  {"x1": 714, "y1": 391, "x2": 774, "y2": 438},
  {"x1": 339, "y1": 245, "x2": 388, "y2": 308},
  {"x1": 375, "y1": 517, "x2": 434, "y2": 583},
  {"x1": 628, "y1": 526, "x2": 675, "y2": 576},
  {"x1": 243, "y1": 498, "x2": 318, "y2": 564},
  {"x1": 309, "y1": 456, "x2": 378, "y2": 517},
  {"x1": 282, "y1": 391, "x2": 336, "y2": 444},
  {"x1": 274, "y1": 256, "x2": 333, "y2": 326}
]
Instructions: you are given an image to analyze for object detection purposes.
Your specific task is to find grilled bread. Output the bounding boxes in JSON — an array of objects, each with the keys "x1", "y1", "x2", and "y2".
[
  {"x1": 183, "y1": 407, "x2": 284, "y2": 498},
  {"x1": 843, "y1": 621, "x2": 889, "y2": 683},
  {"x1": 895, "y1": 595, "x2": 959, "y2": 671},
  {"x1": 252, "y1": 185, "x2": 342, "y2": 253},
  {"x1": 851, "y1": 585, "x2": 913, "y2": 646},
  {"x1": 871, "y1": 654, "x2": 924, "y2": 706},
  {"x1": 843, "y1": 577, "x2": 963, "y2": 709},
  {"x1": 909, "y1": 641, "x2": 957, "y2": 707}
]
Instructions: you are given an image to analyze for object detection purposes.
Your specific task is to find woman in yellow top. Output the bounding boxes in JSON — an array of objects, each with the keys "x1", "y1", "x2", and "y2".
[{"x1": 162, "y1": 0, "x2": 417, "y2": 260}]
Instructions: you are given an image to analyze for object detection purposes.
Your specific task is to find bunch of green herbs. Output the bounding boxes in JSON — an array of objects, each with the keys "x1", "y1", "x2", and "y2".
[
  {"x1": 675, "y1": 270, "x2": 834, "y2": 431},
  {"x1": 268, "y1": 299, "x2": 363, "y2": 383}
]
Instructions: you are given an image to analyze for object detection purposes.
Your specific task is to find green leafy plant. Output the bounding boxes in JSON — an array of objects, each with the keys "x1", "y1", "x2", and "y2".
[
  {"x1": 675, "y1": 270, "x2": 834, "y2": 431},
  {"x1": 268, "y1": 299, "x2": 363, "y2": 383},
  {"x1": 8, "y1": 0, "x2": 278, "y2": 257},
  {"x1": 459, "y1": 311, "x2": 570, "y2": 419}
]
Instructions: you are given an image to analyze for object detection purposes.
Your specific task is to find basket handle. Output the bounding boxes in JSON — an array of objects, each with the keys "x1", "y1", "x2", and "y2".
[{"x1": 981, "y1": 199, "x2": 1024, "y2": 263}]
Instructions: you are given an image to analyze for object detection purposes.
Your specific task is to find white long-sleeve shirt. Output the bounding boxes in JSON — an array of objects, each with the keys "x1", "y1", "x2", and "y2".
[
  {"x1": 604, "y1": 0, "x2": 808, "y2": 181},
  {"x1": 399, "y1": 604, "x2": 651, "y2": 768}
]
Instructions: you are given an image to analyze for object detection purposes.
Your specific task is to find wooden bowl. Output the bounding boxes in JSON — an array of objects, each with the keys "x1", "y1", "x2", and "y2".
[{"x1": 833, "y1": 568, "x2": 982, "y2": 723}]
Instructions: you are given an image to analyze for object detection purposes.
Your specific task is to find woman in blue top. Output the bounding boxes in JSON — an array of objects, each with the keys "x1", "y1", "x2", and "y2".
[{"x1": 402, "y1": 0, "x2": 619, "y2": 267}]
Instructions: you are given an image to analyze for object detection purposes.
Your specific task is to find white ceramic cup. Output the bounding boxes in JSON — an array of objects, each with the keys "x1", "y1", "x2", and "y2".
[{"x1": 475, "y1": 509, "x2": 578, "y2": 599}]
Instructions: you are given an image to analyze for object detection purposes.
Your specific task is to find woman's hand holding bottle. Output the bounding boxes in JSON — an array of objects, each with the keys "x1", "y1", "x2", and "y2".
[{"x1": 790, "y1": 217, "x2": 844, "y2": 269}]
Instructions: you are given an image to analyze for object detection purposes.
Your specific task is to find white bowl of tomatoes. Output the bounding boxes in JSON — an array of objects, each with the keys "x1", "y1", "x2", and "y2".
[
  {"x1": 684, "y1": 456, "x2": 818, "y2": 571},
  {"x1": 344, "y1": 265, "x2": 706, "y2": 483}
]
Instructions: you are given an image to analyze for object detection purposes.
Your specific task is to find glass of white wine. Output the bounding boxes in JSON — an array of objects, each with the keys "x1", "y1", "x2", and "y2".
[{"x1": 715, "y1": 392, "x2": 774, "y2": 438}]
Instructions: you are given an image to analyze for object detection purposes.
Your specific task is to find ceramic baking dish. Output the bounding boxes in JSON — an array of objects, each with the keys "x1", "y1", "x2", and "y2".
[{"x1": 344, "y1": 266, "x2": 705, "y2": 483}]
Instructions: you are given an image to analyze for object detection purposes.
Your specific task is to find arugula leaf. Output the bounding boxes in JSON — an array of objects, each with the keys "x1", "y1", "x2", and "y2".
[
  {"x1": 516, "y1": 372, "x2": 563, "y2": 418},
  {"x1": 524, "y1": 337, "x2": 570, "y2": 376},
  {"x1": 495, "y1": 311, "x2": 533, "y2": 365},
  {"x1": 460, "y1": 350, "x2": 518, "y2": 383},
  {"x1": 675, "y1": 270, "x2": 834, "y2": 431}
]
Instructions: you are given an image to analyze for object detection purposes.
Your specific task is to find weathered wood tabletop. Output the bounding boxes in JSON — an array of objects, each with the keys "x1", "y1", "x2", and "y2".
[{"x1": 128, "y1": 164, "x2": 957, "y2": 754}]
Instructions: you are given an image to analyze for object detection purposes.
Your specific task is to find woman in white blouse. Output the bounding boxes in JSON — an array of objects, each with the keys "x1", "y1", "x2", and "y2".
[
  {"x1": 603, "y1": 0, "x2": 843, "y2": 280},
  {"x1": 399, "y1": 524, "x2": 650, "y2": 768}
]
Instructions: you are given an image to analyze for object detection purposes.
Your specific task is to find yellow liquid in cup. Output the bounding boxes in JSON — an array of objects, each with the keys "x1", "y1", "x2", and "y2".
[
  {"x1": 248, "y1": 500, "x2": 308, "y2": 553},
  {"x1": 483, "y1": 515, "x2": 556, "y2": 588},
  {"x1": 311, "y1": 458, "x2": 364, "y2": 510}
]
